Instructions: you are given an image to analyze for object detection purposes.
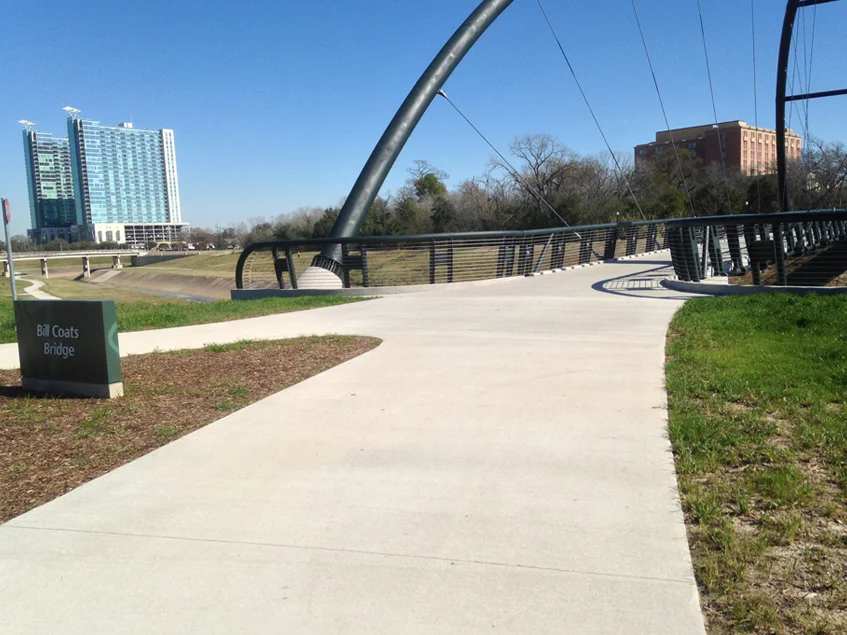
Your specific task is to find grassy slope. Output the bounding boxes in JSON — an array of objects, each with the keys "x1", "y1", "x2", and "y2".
[
  {"x1": 141, "y1": 252, "x2": 243, "y2": 278},
  {"x1": 666, "y1": 294, "x2": 847, "y2": 633}
]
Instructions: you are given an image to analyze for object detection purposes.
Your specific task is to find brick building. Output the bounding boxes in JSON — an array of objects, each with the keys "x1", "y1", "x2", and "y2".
[{"x1": 634, "y1": 121, "x2": 802, "y2": 175}]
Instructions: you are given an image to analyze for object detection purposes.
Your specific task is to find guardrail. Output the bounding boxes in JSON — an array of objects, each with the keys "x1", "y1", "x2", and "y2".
[
  {"x1": 235, "y1": 221, "x2": 668, "y2": 290},
  {"x1": 1, "y1": 250, "x2": 143, "y2": 262},
  {"x1": 665, "y1": 210, "x2": 847, "y2": 287}
]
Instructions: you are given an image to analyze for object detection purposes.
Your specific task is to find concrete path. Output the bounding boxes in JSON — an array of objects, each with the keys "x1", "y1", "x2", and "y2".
[
  {"x1": 21, "y1": 278, "x2": 59, "y2": 300},
  {"x1": 0, "y1": 258, "x2": 706, "y2": 634}
]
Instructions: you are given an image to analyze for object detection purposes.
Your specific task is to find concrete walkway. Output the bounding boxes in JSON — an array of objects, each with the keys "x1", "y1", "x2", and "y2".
[
  {"x1": 21, "y1": 278, "x2": 59, "y2": 300},
  {"x1": 0, "y1": 259, "x2": 706, "y2": 634}
]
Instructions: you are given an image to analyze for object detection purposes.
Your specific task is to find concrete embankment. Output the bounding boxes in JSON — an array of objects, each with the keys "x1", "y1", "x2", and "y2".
[{"x1": 89, "y1": 268, "x2": 261, "y2": 300}]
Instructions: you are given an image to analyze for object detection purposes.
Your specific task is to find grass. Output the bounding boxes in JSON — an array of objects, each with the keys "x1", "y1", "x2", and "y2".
[
  {"x1": 0, "y1": 293, "x2": 368, "y2": 344},
  {"x1": 40, "y1": 278, "x2": 181, "y2": 302},
  {"x1": 666, "y1": 293, "x2": 847, "y2": 633}
]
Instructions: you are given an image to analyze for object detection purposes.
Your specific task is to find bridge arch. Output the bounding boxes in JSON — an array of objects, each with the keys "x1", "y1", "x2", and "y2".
[{"x1": 308, "y1": 0, "x2": 516, "y2": 281}]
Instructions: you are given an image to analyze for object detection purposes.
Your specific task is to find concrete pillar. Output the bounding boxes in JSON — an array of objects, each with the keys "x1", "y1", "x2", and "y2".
[
  {"x1": 2, "y1": 261, "x2": 9, "y2": 278},
  {"x1": 112, "y1": 255, "x2": 123, "y2": 270},
  {"x1": 82, "y1": 256, "x2": 91, "y2": 279},
  {"x1": 41, "y1": 258, "x2": 49, "y2": 279}
]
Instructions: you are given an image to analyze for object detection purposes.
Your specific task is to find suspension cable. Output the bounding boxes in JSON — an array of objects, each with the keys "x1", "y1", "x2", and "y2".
[
  {"x1": 804, "y1": 5, "x2": 818, "y2": 161},
  {"x1": 630, "y1": 0, "x2": 697, "y2": 217},
  {"x1": 535, "y1": 0, "x2": 646, "y2": 220},
  {"x1": 751, "y1": 0, "x2": 762, "y2": 212},
  {"x1": 695, "y1": 0, "x2": 735, "y2": 215},
  {"x1": 436, "y1": 90, "x2": 573, "y2": 228}
]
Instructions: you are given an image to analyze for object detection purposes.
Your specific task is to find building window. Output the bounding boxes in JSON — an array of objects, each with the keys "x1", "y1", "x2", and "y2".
[{"x1": 656, "y1": 146, "x2": 663, "y2": 153}]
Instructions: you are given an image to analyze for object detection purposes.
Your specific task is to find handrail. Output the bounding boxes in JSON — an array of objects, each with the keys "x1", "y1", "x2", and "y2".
[
  {"x1": 664, "y1": 209, "x2": 847, "y2": 229},
  {"x1": 235, "y1": 219, "x2": 670, "y2": 289},
  {"x1": 1, "y1": 250, "x2": 143, "y2": 262},
  {"x1": 236, "y1": 209, "x2": 847, "y2": 291}
]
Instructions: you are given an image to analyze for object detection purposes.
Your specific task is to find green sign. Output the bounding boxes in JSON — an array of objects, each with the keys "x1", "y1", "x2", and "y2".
[{"x1": 14, "y1": 300, "x2": 123, "y2": 398}]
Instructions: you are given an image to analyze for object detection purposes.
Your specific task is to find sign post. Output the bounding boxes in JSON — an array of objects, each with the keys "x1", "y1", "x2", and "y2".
[
  {"x1": 15, "y1": 300, "x2": 123, "y2": 398},
  {"x1": 2, "y1": 198, "x2": 16, "y2": 301}
]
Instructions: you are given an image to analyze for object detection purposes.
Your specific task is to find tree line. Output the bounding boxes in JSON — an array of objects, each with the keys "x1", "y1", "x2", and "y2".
[
  {"x1": 197, "y1": 132, "x2": 846, "y2": 246},
  {"x1": 12, "y1": 131, "x2": 842, "y2": 252}
]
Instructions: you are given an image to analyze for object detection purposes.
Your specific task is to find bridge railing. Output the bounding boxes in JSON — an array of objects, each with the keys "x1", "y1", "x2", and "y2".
[
  {"x1": 235, "y1": 221, "x2": 668, "y2": 290},
  {"x1": 665, "y1": 209, "x2": 847, "y2": 287},
  {"x1": 0, "y1": 250, "x2": 142, "y2": 262}
]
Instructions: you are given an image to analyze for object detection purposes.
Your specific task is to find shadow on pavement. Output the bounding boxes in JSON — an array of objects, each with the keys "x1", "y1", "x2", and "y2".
[{"x1": 591, "y1": 264, "x2": 693, "y2": 301}]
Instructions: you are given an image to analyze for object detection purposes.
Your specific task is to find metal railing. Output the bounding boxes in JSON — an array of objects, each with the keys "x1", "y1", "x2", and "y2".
[
  {"x1": 1, "y1": 249, "x2": 143, "y2": 263},
  {"x1": 665, "y1": 210, "x2": 847, "y2": 287},
  {"x1": 235, "y1": 221, "x2": 668, "y2": 290}
]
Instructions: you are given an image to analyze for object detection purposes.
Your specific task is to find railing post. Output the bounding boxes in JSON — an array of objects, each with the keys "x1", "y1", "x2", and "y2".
[
  {"x1": 726, "y1": 225, "x2": 745, "y2": 274},
  {"x1": 518, "y1": 236, "x2": 534, "y2": 276},
  {"x1": 286, "y1": 248, "x2": 298, "y2": 290},
  {"x1": 625, "y1": 224, "x2": 637, "y2": 256},
  {"x1": 683, "y1": 226, "x2": 701, "y2": 282},
  {"x1": 603, "y1": 228, "x2": 618, "y2": 260},
  {"x1": 579, "y1": 230, "x2": 593, "y2": 265},
  {"x1": 361, "y1": 247, "x2": 370, "y2": 288},
  {"x1": 668, "y1": 227, "x2": 685, "y2": 280},
  {"x1": 429, "y1": 240, "x2": 437, "y2": 284},
  {"x1": 341, "y1": 244, "x2": 351, "y2": 288},
  {"x1": 708, "y1": 227, "x2": 726, "y2": 276},
  {"x1": 646, "y1": 224, "x2": 657, "y2": 252},
  {"x1": 272, "y1": 247, "x2": 283, "y2": 288},
  {"x1": 551, "y1": 232, "x2": 566, "y2": 269},
  {"x1": 496, "y1": 239, "x2": 507, "y2": 278},
  {"x1": 447, "y1": 239, "x2": 454, "y2": 283},
  {"x1": 743, "y1": 225, "x2": 762, "y2": 285},
  {"x1": 773, "y1": 223, "x2": 788, "y2": 286}
]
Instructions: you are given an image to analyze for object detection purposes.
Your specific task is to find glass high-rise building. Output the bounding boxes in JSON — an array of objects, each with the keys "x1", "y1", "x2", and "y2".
[
  {"x1": 22, "y1": 129, "x2": 80, "y2": 243},
  {"x1": 67, "y1": 113, "x2": 185, "y2": 245},
  {"x1": 21, "y1": 110, "x2": 188, "y2": 245}
]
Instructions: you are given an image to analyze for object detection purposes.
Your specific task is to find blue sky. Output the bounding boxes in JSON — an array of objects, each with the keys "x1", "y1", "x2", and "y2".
[{"x1": 1, "y1": 0, "x2": 844, "y2": 236}]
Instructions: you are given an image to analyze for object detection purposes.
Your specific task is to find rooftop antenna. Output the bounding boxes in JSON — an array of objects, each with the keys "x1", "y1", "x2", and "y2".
[
  {"x1": 17, "y1": 120, "x2": 35, "y2": 131},
  {"x1": 62, "y1": 106, "x2": 82, "y2": 119}
]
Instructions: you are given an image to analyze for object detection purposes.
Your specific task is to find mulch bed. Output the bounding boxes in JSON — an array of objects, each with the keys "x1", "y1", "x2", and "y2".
[{"x1": 0, "y1": 336, "x2": 379, "y2": 523}]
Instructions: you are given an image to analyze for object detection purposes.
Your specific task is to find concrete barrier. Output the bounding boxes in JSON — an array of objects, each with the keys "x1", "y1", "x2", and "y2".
[{"x1": 130, "y1": 253, "x2": 194, "y2": 267}]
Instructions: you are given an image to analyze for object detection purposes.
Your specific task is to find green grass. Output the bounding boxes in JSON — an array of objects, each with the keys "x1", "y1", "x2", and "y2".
[
  {"x1": 0, "y1": 295, "x2": 368, "y2": 344},
  {"x1": 666, "y1": 293, "x2": 847, "y2": 633}
]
